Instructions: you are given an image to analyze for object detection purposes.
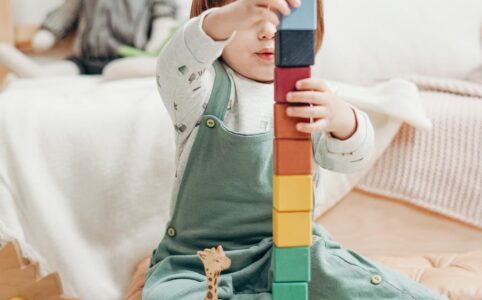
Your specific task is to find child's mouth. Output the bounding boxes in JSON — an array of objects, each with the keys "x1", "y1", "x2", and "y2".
[
  {"x1": 256, "y1": 48, "x2": 275, "y2": 62},
  {"x1": 256, "y1": 53, "x2": 275, "y2": 61}
]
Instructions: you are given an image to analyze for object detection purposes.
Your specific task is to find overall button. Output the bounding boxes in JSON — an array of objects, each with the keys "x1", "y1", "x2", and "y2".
[
  {"x1": 167, "y1": 227, "x2": 176, "y2": 237},
  {"x1": 206, "y1": 119, "x2": 216, "y2": 128},
  {"x1": 371, "y1": 274, "x2": 383, "y2": 285}
]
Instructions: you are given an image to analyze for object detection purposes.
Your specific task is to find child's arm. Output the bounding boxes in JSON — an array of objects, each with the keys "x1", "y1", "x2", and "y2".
[
  {"x1": 285, "y1": 78, "x2": 375, "y2": 173},
  {"x1": 33, "y1": 0, "x2": 82, "y2": 51},
  {"x1": 158, "y1": 0, "x2": 298, "y2": 143},
  {"x1": 311, "y1": 109, "x2": 374, "y2": 173},
  {"x1": 202, "y1": 0, "x2": 298, "y2": 41},
  {"x1": 156, "y1": 9, "x2": 235, "y2": 142}
]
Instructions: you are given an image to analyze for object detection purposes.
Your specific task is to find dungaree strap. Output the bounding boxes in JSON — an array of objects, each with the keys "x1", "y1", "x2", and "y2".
[{"x1": 203, "y1": 60, "x2": 232, "y2": 120}]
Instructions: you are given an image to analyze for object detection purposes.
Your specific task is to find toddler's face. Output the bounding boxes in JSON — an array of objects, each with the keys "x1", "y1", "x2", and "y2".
[{"x1": 221, "y1": 20, "x2": 276, "y2": 83}]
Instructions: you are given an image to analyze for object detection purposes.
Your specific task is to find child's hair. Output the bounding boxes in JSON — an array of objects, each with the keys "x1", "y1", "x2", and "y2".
[{"x1": 190, "y1": 0, "x2": 324, "y2": 52}]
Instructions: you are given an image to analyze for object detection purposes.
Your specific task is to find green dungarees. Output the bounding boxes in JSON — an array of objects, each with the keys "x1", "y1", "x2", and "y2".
[{"x1": 142, "y1": 61, "x2": 446, "y2": 300}]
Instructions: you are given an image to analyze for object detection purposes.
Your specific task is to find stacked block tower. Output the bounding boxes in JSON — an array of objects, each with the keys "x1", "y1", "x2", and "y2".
[{"x1": 272, "y1": 1, "x2": 317, "y2": 299}]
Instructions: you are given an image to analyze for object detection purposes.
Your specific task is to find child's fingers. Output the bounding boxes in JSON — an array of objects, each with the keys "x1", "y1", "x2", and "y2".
[
  {"x1": 295, "y1": 77, "x2": 329, "y2": 92},
  {"x1": 257, "y1": 0, "x2": 291, "y2": 16},
  {"x1": 296, "y1": 119, "x2": 329, "y2": 133},
  {"x1": 286, "y1": 0, "x2": 301, "y2": 8},
  {"x1": 287, "y1": 90, "x2": 330, "y2": 105},
  {"x1": 287, "y1": 105, "x2": 329, "y2": 119},
  {"x1": 254, "y1": 7, "x2": 280, "y2": 26}
]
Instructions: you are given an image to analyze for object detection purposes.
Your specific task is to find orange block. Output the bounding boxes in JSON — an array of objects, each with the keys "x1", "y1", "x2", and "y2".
[
  {"x1": 274, "y1": 139, "x2": 312, "y2": 175},
  {"x1": 274, "y1": 103, "x2": 311, "y2": 140}
]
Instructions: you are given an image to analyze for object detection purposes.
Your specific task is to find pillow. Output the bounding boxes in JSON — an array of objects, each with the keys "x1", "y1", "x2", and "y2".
[{"x1": 313, "y1": 0, "x2": 482, "y2": 84}]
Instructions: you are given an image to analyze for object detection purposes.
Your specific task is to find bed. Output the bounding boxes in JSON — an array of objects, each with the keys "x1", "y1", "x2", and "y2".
[{"x1": 1, "y1": 0, "x2": 482, "y2": 299}]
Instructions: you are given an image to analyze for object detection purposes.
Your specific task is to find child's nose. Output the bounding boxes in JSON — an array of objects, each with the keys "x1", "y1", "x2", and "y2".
[{"x1": 258, "y1": 22, "x2": 276, "y2": 40}]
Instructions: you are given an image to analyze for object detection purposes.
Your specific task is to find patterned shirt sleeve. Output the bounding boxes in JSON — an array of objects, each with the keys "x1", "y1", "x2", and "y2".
[
  {"x1": 312, "y1": 108, "x2": 375, "y2": 173},
  {"x1": 156, "y1": 8, "x2": 235, "y2": 144}
]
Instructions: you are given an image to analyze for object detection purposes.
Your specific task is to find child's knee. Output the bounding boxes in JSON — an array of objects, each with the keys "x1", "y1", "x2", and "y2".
[{"x1": 142, "y1": 278, "x2": 206, "y2": 300}]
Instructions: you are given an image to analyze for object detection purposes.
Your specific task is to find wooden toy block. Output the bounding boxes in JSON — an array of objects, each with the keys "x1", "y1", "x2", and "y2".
[
  {"x1": 275, "y1": 30, "x2": 315, "y2": 67},
  {"x1": 272, "y1": 282, "x2": 308, "y2": 300},
  {"x1": 273, "y1": 247, "x2": 311, "y2": 282},
  {"x1": 279, "y1": 0, "x2": 317, "y2": 30},
  {"x1": 274, "y1": 67, "x2": 311, "y2": 103},
  {"x1": 274, "y1": 139, "x2": 312, "y2": 175},
  {"x1": 273, "y1": 175, "x2": 313, "y2": 212},
  {"x1": 274, "y1": 103, "x2": 311, "y2": 140},
  {"x1": 273, "y1": 209, "x2": 312, "y2": 247}
]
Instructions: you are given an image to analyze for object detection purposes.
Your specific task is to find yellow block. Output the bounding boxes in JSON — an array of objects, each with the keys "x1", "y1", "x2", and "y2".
[
  {"x1": 273, "y1": 175, "x2": 313, "y2": 212},
  {"x1": 273, "y1": 209, "x2": 312, "y2": 247}
]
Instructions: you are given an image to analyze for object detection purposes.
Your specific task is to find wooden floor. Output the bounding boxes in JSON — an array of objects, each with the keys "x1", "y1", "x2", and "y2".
[
  {"x1": 0, "y1": 241, "x2": 78, "y2": 300},
  {"x1": 317, "y1": 189, "x2": 482, "y2": 257}
]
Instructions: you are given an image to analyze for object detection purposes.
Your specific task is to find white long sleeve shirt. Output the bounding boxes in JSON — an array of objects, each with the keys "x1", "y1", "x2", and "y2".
[{"x1": 156, "y1": 9, "x2": 375, "y2": 217}]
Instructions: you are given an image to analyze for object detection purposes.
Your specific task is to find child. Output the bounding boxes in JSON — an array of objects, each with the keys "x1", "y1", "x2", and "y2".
[
  {"x1": 0, "y1": 0, "x2": 178, "y2": 78},
  {"x1": 143, "y1": 0, "x2": 445, "y2": 299}
]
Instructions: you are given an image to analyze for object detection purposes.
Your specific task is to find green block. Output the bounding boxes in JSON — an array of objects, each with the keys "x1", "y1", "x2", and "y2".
[
  {"x1": 272, "y1": 282, "x2": 308, "y2": 300},
  {"x1": 273, "y1": 247, "x2": 311, "y2": 282}
]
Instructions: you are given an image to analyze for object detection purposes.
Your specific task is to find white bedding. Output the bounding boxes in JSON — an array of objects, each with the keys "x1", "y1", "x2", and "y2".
[
  {"x1": 0, "y1": 77, "x2": 175, "y2": 299},
  {"x1": 0, "y1": 75, "x2": 430, "y2": 299}
]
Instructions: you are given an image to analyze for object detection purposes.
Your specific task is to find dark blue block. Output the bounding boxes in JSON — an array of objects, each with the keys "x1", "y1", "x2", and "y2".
[{"x1": 275, "y1": 30, "x2": 315, "y2": 67}]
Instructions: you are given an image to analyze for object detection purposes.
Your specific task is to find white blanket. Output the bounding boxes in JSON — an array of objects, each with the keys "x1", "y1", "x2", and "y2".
[{"x1": 0, "y1": 76, "x2": 429, "y2": 299}]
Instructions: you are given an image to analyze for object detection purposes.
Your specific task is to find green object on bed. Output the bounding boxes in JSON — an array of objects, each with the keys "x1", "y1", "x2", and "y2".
[{"x1": 117, "y1": 22, "x2": 183, "y2": 58}]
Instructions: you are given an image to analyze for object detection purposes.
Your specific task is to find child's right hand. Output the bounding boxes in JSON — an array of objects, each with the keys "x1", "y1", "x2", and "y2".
[{"x1": 203, "y1": 0, "x2": 301, "y2": 41}]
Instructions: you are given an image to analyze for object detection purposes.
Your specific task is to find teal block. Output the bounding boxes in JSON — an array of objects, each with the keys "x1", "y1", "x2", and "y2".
[
  {"x1": 279, "y1": 0, "x2": 317, "y2": 31},
  {"x1": 273, "y1": 247, "x2": 311, "y2": 282},
  {"x1": 272, "y1": 282, "x2": 308, "y2": 300}
]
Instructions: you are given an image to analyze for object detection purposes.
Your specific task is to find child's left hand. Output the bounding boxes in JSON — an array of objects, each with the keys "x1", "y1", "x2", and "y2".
[{"x1": 286, "y1": 78, "x2": 358, "y2": 140}]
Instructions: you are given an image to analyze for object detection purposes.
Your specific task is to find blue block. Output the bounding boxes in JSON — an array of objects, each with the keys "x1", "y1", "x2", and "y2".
[
  {"x1": 272, "y1": 282, "x2": 308, "y2": 300},
  {"x1": 279, "y1": 0, "x2": 317, "y2": 31}
]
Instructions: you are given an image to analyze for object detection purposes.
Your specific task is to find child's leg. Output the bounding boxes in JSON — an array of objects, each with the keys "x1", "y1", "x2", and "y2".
[
  {"x1": 230, "y1": 293, "x2": 272, "y2": 299},
  {"x1": 309, "y1": 225, "x2": 446, "y2": 300},
  {"x1": 142, "y1": 278, "x2": 207, "y2": 300},
  {"x1": 0, "y1": 43, "x2": 79, "y2": 78},
  {"x1": 102, "y1": 57, "x2": 156, "y2": 81},
  {"x1": 142, "y1": 270, "x2": 234, "y2": 300},
  {"x1": 0, "y1": 43, "x2": 43, "y2": 77}
]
